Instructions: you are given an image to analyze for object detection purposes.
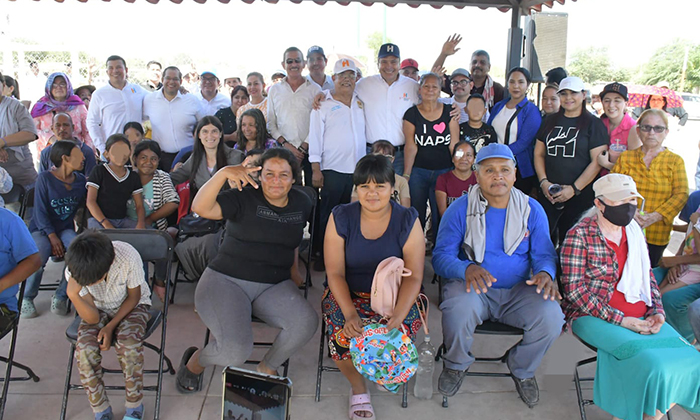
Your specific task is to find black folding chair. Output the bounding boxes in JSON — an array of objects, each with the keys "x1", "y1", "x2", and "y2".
[
  {"x1": 59, "y1": 230, "x2": 176, "y2": 420},
  {"x1": 434, "y1": 275, "x2": 523, "y2": 408},
  {"x1": 0, "y1": 184, "x2": 32, "y2": 221},
  {"x1": 315, "y1": 318, "x2": 409, "y2": 408},
  {"x1": 0, "y1": 280, "x2": 41, "y2": 420}
]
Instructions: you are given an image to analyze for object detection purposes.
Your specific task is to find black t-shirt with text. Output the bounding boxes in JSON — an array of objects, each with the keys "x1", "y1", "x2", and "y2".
[
  {"x1": 536, "y1": 113, "x2": 609, "y2": 186},
  {"x1": 403, "y1": 104, "x2": 454, "y2": 170},
  {"x1": 209, "y1": 187, "x2": 312, "y2": 284},
  {"x1": 459, "y1": 122, "x2": 498, "y2": 153}
]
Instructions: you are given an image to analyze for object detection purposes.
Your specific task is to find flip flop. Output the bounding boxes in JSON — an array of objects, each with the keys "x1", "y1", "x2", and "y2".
[
  {"x1": 349, "y1": 393, "x2": 375, "y2": 420},
  {"x1": 176, "y1": 346, "x2": 203, "y2": 394}
]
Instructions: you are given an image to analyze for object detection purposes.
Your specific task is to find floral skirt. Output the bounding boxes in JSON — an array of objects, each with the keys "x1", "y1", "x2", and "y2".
[{"x1": 321, "y1": 288, "x2": 423, "y2": 361}]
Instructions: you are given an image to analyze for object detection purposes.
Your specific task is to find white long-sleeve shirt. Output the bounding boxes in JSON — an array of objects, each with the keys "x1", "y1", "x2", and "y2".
[
  {"x1": 266, "y1": 78, "x2": 322, "y2": 148},
  {"x1": 195, "y1": 91, "x2": 230, "y2": 116},
  {"x1": 308, "y1": 91, "x2": 366, "y2": 174},
  {"x1": 355, "y1": 74, "x2": 419, "y2": 146},
  {"x1": 143, "y1": 90, "x2": 205, "y2": 153},
  {"x1": 86, "y1": 82, "x2": 147, "y2": 154}
]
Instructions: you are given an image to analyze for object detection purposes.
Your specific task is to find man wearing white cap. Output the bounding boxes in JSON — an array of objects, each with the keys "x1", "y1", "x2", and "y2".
[
  {"x1": 195, "y1": 71, "x2": 231, "y2": 116},
  {"x1": 308, "y1": 59, "x2": 366, "y2": 270}
]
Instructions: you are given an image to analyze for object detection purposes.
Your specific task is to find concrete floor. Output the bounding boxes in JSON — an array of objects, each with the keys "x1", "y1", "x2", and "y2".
[{"x1": 3, "y1": 257, "x2": 700, "y2": 420}]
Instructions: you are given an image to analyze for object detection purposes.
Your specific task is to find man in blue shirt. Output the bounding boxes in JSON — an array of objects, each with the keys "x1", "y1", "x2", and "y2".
[
  {"x1": 433, "y1": 143, "x2": 563, "y2": 408},
  {"x1": 0, "y1": 207, "x2": 40, "y2": 333}
]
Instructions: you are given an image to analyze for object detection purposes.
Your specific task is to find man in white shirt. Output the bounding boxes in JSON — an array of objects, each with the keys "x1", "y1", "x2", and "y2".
[
  {"x1": 195, "y1": 71, "x2": 230, "y2": 116},
  {"x1": 267, "y1": 46, "x2": 322, "y2": 186},
  {"x1": 438, "y1": 68, "x2": 489, "y2": 124},
  {"x1": 143, "y1": 66, "x2": 205, "y2": 170},
  {"x1": 309, "y1": 59, "x2": 365, "y2": 269},
  {"x1": 306, "y1": 46, "x2": 334, "y2": 91},
  {"x1": 355, "y1": 43, "x2": 419, "y2": 175},
  {"x1": 86, "y1": 55, "x2": 148, "y2": 155}
]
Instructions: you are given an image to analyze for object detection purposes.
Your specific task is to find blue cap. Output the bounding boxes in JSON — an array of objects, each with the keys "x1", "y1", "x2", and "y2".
[
  {"x1": 307, "y1": 45, "x2": 326, "y2": 59},
  {"x1": 475, "y1": 143, "x2": 515, "y2": 164},
  {"x1": 378, "y1": 43, "x2": 400, "y2": 59}
]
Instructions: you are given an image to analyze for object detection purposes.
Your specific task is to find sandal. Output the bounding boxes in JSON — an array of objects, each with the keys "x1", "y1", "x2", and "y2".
[
  {"x1": 176, "y1": 347, "x2": 204, "y2": 394},
  {"x1": 349, "y1": 393, "x2": 375, "y2": 420}
]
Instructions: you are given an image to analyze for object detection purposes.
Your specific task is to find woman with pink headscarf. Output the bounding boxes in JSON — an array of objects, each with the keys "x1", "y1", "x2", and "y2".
[{"x1": 31, "y1": 72, "x2": 94, "y2": 153}]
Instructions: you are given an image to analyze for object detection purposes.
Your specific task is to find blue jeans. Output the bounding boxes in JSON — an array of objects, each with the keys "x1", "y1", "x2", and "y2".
[
  {"x1": 662, "y1": 282, "x2": 700, "y2": 342},
  {"x1": 25, "y1": 229, "x2": 77, "y2": 301},
  {"x1": 408, "y1": 166, "x2": 450, "y2": 243},
  {"x1": 87, "y1": 217, "x2": 139, "y2": 230}
]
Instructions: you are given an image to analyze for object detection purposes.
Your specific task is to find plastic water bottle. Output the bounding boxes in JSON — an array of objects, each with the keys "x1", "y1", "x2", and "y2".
[{"x1": 413, "y1": 335, "x2": 435, "y2": 399}]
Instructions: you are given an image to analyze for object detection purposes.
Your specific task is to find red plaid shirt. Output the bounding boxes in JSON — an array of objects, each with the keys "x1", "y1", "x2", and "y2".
[{"x1": 560, "y1": 215, "x2": 664, "y2": 326}]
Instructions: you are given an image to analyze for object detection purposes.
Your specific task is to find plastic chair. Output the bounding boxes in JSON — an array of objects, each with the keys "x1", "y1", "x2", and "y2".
[
  {"x1": 59, "y1": 230, "x2": 176, "y2": 420},
  {"x1": 0, "y1": 280, "x2": 41, "y2": 420},
  {"x1": 0, "y1": 184, "x2": 32, "y2": 221},
  {"x1": 434, "y1": 276, "x2": 523, "y2": 408}
]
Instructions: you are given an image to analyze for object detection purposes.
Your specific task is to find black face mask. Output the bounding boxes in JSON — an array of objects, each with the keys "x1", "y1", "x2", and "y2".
[{"x1": 601, "y1": 201, "x2": 637, "y2": 227}]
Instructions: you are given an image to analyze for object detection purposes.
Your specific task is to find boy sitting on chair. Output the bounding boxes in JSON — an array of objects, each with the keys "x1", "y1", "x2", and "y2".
[{"x1": 65, "y1": 230, "x2": 152, "y2": 420}]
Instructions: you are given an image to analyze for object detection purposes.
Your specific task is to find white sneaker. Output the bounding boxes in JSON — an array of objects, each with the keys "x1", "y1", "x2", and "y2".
[{"x1": 20, "y1": 299, "x2": 38, "y2": 319}]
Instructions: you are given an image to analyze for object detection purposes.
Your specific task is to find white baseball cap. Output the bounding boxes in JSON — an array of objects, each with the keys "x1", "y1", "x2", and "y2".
[
  {"x1": 593, "y1": 174, "x2": 643, "y2": 202},
  {"x1": 333, "y1": 59, "x2": 357, "y2": 76},
  {"x1": 557, "y1": 76, "x2": 585, "y2": 93}
]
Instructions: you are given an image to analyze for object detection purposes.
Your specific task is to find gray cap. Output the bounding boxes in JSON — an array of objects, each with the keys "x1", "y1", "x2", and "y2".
[{"x1": 451, "y1": 68, "x2": 472, "y2": 80}]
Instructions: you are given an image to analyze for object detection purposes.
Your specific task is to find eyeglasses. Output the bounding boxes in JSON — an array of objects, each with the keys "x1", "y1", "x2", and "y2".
[
  {"x1": 285, "y1": 59, "x2": 302, "y2": 65},
  {"x1": 638, "y1": 125, "x2": 667, "y2": 133},
  {"x1": 450, "y1": 79, "x2": 471, "y2": 87},
  {"x1": 52, "y1": 83, "x2": 67, "y2": 88}
]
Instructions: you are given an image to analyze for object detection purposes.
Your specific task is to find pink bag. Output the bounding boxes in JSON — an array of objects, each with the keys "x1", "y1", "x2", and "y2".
[
  {"x1": 370, "y1": 256, "x2": 429, "y2": 334},
  {"x1": 370, "y1": 257, "x2": 412, "y2": 318}
]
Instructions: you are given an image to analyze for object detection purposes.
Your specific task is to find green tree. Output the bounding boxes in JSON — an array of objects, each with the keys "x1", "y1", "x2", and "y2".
[
  {"x1": 366, "y1": 31, "x2": 392, "y2": 61},
  {"x1": 640, "y1": 39, "x2": 700, "y2": 92},
  {"x1": 567, "y1": 47, "x2": 615, "y2": 84}
]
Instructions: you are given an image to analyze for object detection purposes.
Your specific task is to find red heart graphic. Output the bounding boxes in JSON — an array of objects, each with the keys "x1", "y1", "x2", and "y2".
[{"x1": 433, "y1": 122, "x2": 446, "y2": 134}]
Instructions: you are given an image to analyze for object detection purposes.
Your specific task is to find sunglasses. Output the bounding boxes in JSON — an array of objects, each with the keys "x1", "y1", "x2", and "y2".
[
  {"x1": 638, "y1": 125, "x2": 667, "y2": 133},
  {"x1": 285, "y1": 59, "x2": 303, "y2": 65}
]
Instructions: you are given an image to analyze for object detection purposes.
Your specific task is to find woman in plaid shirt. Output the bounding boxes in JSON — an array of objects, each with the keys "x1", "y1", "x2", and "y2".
[
  {"x1": 561, "y1": 174, "x2": 700, "y2": 420},
  {"x1": 612, "y1": 109, "x2": 688, "y2": 267}
]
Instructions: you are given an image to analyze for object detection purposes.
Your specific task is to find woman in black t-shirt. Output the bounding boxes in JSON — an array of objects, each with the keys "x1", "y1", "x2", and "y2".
[
  {"x1": 534, "y1": 76, "x2": 609, "y2": 246},
  {"x1": 402, "y1": 72, "x2": 459, "y2": 242},
  {"x1": 175, "y1": 148, "x2": 318, "y2": 393}
]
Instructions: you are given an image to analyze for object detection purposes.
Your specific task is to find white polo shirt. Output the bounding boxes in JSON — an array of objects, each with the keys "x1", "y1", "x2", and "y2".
[
  {"x1": 143, "y1": 90, "x2": 205, "y2": 153},
  {"x1": 195, "y1": 91, "x2": 231, "y2": 116},
  {"x1": 439, "y1": 96, "x2": 491, "y2": 124},
  {"x1": 355, "y1": 74, "x2": 419, "y2": 147},
  {"x1": 308, "y1": 91, "x2": 366, "y2": 174},
  {"x1": 86, "y1": 82, "x2": 148, "y2": 154},
  {"x1": 306, "y1": 74, "x2": 335, "y2": 91},
  {"x1": 267, "y1": 78, "x2": 322, "y2": 148}
]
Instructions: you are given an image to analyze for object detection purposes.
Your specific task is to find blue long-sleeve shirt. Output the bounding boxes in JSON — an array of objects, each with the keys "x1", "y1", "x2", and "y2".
[
  {"x1": 29, "y1": 171, "x2": 87, "y2": 236},
  {"x1": 39, "y1": 140, "x2": 96, "y2": 177},
  {"x1": 432, "y1": 194, "x2": 557, "y2": 288},
  {"x1": 488, "y1": 97, "x2": 541, "y2": 178}
]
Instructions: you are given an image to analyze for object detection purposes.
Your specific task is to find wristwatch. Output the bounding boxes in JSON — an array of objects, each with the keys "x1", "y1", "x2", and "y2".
[
  {"x1": 278, "y1": 138, "x2": 288, "y2": 146},
  {"x1": 571, "y1": 184, "x2": 581, "y2": 196}
]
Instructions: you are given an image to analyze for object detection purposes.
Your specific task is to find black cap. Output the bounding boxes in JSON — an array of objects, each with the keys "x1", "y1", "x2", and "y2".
[
  {"x1": 600, "y1": 82, "x2": 628, "y2": 101},
  {"x1": 378, "y1": 43, "x2": 400, "y2": 59},
  {"x1": 545, "y1": 67, "x2": 567, "y2": 86},
  {"x1": 307, "y1": 46, "x2": 326, "y2": 59}
]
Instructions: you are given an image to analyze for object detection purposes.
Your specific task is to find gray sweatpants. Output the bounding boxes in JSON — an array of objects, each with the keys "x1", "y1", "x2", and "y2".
[
  {"x1": 195, "y1": 268, "x2": 318, "y2": 370},
  {"x1": 440, "y1": 279, "x2": 564, "y2": 379}
]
